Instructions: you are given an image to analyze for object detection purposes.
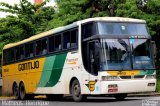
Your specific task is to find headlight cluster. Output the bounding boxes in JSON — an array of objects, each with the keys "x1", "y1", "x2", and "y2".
[
  {"x1": 145, "y1": 75, "x2": 156, "y2": 79},
  {"x1": 102, "y1": 76, "x2": 120, "y2": 81}
]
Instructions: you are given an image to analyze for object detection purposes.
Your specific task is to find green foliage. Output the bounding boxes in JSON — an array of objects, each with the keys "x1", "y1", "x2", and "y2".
[
  {"x1": 54, "y1": 0, "x2": 126, "y2": 25},
  {"x1": 0, "y1": 1, "x2": 55, "y2": 49},
  {"x1": 0, "y1": 0, "x2": 55, "y2": 39},
  {"x1": 0, "y1": 16, "x2": 23, "y2": 51},
  {"x1": 156, "y1": 77, "x2": 160, "y2": 92},
  {"x1": 116, "y1": 0, "x2": 160, "y2": 36}
]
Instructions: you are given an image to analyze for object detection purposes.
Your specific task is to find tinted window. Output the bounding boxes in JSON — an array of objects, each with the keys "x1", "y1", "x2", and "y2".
[
  {"x1": 25, "y1": 43, "x2": 30, "y2": 58},
  {"x1": 19, "y1": 46, "x2": 24, "y2": 60},
  {"x1": 30, "y1": 43, "x2": 34, "y2": 57},
  {"x1": 49, "y1": 36, "x2": 55, "y2": 52},
  {"x1": 63, "y1": 29, "x2": 78, "y2": 50},
  {"x1": 25, "y1": 43, "x2": 34, "y2": 58},
  {"x1": 131, "y1": 39, "x2": 154, "y2": 69},
  {"x1": 98, "y1": 22, "x2": 149, "y2": 35},
  {"x1": 63, "y1": 31, "x2": 70, "y2": 49},
  {"x1": 82, "y1": 22, "x2": 97, "y2": 39},
  {"x1": 36, "y1": 39, "x2": 47, "y2": 55},
  {"x1": 3, "y1": 49, "x2": 14, "y2": 64},
  {"x1": 55, "y1": 35, "x2": 62, "y2": 51},
  {"x1": 3, "y1": 50, "x2": 8, "y2": 64},
  {"x1": 70, "y1": 29, "x2": 78, "y2": 48},
  {"x1": 15, "y1": 47, "x2": 20, "y2": 60},
  {"x1": 9, "y1": 49, "x2": 15, "y2": 62},
  {"x1": 41, "y1": 39, "x2": 47, "y2": 55},
  {"x1": 36, "y1": 40, "x2": 41, "y2": 55}
]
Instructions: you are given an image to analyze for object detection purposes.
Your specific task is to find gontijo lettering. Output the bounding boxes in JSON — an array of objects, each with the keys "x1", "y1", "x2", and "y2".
[{"x1": 18, "y1": 61, "x2": 39, "y2": 71}]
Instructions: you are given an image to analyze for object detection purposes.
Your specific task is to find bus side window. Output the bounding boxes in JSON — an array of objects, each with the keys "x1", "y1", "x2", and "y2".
[
  {"x1": 3, "y1": 50, "x2": 8, "y2": 64},
  {"x1": 63, "y1": 31, "x2": 70, "y2": 49},
  {"x1": 25, "y1": 44, "x2": 30, "y2": 58},
  {"x1": 71, "y1": 29, "x2": 78, "y2": 48},
  {"x1": 25, "y1": 43, "x2": 34, "y2": 58},
  {"x1": 55, "y1": 35, "x2": 62, "y2": 51},
  {"x1": 19, "y1": 45, "x2": 24, "y2": 60},
  {"x1": 3, "y1": 49, "x2": 15, "y2": 64},
  {"x1": 30, "y1": 43, "x2": 34, "y2": 57},
  {"x1": 41, "y1": 39, "x2": 47, "y2": 55},
  {"x1": 36, "y1": 40, "x2": 41, "y2": 55},
  {"x1": 9, "y1": 49, "x2": 15, "y2": 62},
  {"x1": 49, "y1": 36, "x2": 55, "y2": 53},
  {"x1": 15, "y1": 47, "x2": 20, "y2": 60},
  {"x1": 82, "y1": 23, "x2": 96, "y2": 39}
]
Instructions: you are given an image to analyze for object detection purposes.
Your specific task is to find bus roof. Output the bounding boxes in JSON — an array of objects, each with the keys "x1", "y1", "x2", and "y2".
[
  {"x1": 3, "y1": 17, "x2": 146, "y2": 50},
  {"x1": 80, "y1": 17, "x2": 146, "y2": 24}
]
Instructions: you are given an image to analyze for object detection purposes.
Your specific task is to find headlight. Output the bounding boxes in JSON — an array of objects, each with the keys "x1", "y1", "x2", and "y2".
[
  {"x1": 145, "y1": 75, "x2": 156, "y2": 79},
  {"x1": 102, "y1": 76, "x2": 120, "y2": 81}
]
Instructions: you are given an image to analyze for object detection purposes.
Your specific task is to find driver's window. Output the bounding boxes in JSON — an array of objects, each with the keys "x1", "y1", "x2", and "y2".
[{"x1": 88, "y1": 41, "x2": 99, "y2": 75}]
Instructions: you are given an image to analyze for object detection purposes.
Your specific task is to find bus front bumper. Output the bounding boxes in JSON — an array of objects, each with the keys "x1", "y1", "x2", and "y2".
[{"x1": 100, "y1": 79, "x2": 156, "y2": 94}]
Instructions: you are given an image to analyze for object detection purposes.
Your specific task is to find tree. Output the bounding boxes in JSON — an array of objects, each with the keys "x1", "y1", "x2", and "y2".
[
  {"x1": 54, "y1": 0, "x2": 128, "y2": 26},
  {"x1": 116, "y1": 0, "x2": 160, "y2": 35},
  {"x1": 0, "y1": 0, "x2": 55, "y2": 67},
  {"x1": 0, "y1": 0, "x2": 55, "y2": 39}
]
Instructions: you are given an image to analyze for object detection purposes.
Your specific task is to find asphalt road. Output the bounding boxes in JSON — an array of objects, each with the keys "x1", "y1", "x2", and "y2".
[{"x1": 0, "y1": 96, "x2": 160, "y2": 106}]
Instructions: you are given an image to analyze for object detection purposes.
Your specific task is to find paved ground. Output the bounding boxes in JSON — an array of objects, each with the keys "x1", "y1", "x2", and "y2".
[{"x1": 0, "y1": 96, "x2": 160, "y2": 106}]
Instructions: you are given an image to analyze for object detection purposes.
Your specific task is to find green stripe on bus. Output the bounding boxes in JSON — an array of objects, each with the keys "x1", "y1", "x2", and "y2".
[
  {"x1": 146, "y1": 70, "x2": 155, "y2": 75},
  {"x1": 45, "y1": 53, "x2": 67, "y2": 87},
  {"x1": 139, "y1": 70, "x2": 155, "y2": 75},
  {"x1": 38, "y1": 56, "x2": 56, "y2": 87}
]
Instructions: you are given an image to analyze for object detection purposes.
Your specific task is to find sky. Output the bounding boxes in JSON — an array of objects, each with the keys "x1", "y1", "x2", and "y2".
[{"x1": 0, "y1": 0, "x2": 56, "y2": 18}]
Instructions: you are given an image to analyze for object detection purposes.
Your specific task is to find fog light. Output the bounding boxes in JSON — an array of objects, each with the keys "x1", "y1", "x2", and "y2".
[{"x1": 148, "y1": 83, "x2": 155, "y2": 86}]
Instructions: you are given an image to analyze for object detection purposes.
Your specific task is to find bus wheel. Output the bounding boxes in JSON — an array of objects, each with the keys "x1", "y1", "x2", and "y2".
[
  {"x1": 114, "y1": 93, "x2": 127, "y2": 101},
  {"x1": 19, "y1": 83, "x2": 26, "y2": 100},
  {"x1": 46, "y1": 94, "x2": 63, "y2": 101},
  {"x1": 13, "y1": 84, "x2": 19, "y2": 99},
  {"x1": 71, "y1": 79, "x2": 86, "y2": 102}
]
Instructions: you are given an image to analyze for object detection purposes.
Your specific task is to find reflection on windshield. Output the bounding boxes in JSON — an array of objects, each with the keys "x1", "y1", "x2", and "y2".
[
  {"x1": 131, "y1": 39, "x2": 154, "y2": 69},
  {"x1": 99, "y1": 39, "x2": 154, "y2": 70},
  {"x1": 98, "y1": 22, "x2": 149, "y2": 35},
  {"x1": 100, "y1": 39, "x2": 131, "y2": 70}
]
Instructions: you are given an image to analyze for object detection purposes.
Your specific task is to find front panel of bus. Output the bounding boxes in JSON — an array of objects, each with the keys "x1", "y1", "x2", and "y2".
[{"x1": 81, "y1": 21, "x2": 156, "y2": 94}]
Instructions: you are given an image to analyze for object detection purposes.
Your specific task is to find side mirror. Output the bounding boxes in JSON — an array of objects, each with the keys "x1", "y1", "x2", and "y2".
[{"x1": 151, "y1": 41, "x2": 157, "y2": 58}]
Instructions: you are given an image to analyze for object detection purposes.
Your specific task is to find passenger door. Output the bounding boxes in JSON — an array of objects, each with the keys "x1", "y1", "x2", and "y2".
[
  {"x1": 87, "y1": 40, "x2": 100, "y2": 94},
  {"x1": 87, "y1": 40, "x2": 100, "y2": 76}
]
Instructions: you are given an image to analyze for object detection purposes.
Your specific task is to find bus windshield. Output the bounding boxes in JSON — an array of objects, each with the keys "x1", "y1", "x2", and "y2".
[
  {"x1": 131, "y1": 39, "x2": 154, "y2": 70},
  {"x1": 99, "y1": 39, "x2": 154, "y2": 70},
  {"x1": 98, "y1": 22, "x2": 149, "y2": 35},
  {"x1": 100, "y1": 39, "x2": 131, "y2": 70}
]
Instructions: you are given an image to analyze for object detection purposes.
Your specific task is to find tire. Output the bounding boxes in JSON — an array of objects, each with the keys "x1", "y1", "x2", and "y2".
[
  {"x1": 13, "y1": 84, "x2": 19, "y2": 100},
  {"x1": 114, "y1": 93, "x2": 127, "y2": 101},
  {"x1": 46, "y1": 94, "x2": 63, "y2": 101},
  {"x1": 19, "y1": 83, "x2": 27, "y2": 100},
  {"x1": 71, "y1": 79, "x2": 86, "y2": 102}
]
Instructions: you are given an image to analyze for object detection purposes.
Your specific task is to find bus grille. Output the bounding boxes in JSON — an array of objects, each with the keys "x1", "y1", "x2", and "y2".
[{"x1": 120, "y1": 75, "x2": 145, "y2": 79}]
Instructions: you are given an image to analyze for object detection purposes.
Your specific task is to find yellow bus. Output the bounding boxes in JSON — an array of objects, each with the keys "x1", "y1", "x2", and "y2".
[{"x1": 2, "y1": 17, "x2": 156, "y2": 102}]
